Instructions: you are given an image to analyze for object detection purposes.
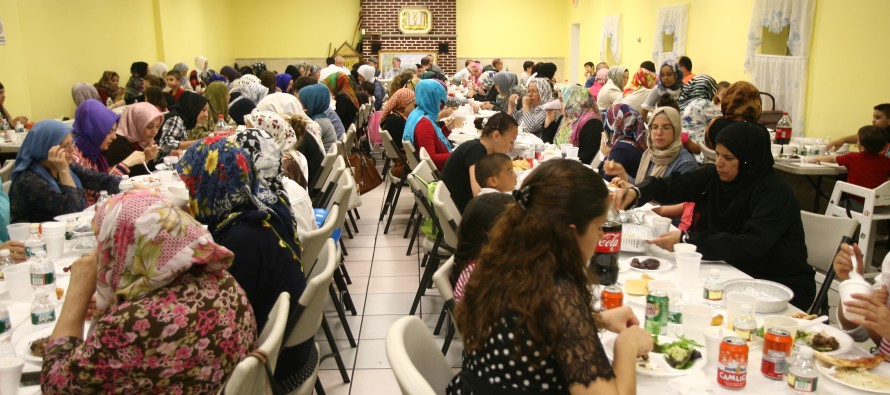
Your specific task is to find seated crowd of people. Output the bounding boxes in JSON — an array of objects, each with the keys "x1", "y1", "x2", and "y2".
[{"x1": 0, "y1": 50, "x2": 887, "y2": 394}]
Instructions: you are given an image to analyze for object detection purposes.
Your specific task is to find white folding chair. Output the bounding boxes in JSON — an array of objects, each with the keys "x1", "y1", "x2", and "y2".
[
  {"x1": 799, "y1": 211, "x2": 859, "y2": 316},
  {"x1": 825, "y1": 180, "x2": 890, "y2": 268},
  {"x1": 700, "y1": 144, "x2": 717, "y2": 164},
  {"x1": 410, "y1": 180, "x2": 460, "y2": 316},
  {"x1": 222, "y1": 292, "x2": 291, "y2": 394},
  {"x1": 2, "y1": 181, "x2": 9, "y2": 195},
  {"x1": 312, "y1": 143, "x2": 342, "y2": 196},
  {"x1": 386, "y1": 316, "x2": 454, "y2": 395},
  {"x1": 402, "y1": 139, "x2": 421, "y2": 171},
  {"x1": 0, "y1": 160, "x2": 14, "y2": 183},
  {"x1": 283, "y1": 239, "x2": 339, "y2": 395},
  {"x1": 315, "y1": 156, "x2": 347, "y2": 211},
  {"x1": 431, "y1": 257, "x2": 458, "y2": 355},
  {"x1": 380, "y1": 131, "x2": 408, "y2": 229}
]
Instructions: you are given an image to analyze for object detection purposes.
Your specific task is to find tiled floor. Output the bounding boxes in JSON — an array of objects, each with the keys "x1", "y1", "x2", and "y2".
[{"x1": 313, "y1": 168, "x2": 462, "y2": 395}]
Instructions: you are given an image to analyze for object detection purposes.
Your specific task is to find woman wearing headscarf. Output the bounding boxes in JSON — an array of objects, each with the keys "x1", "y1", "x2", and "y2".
[
  {"x1": 588, "y1": 68, "x2": 609, "y2": 99},
  {"x1": 615, "y1": 122, "x2": 815, "y2": 309},
  {"x1": 256, "y1": 92, "x2": 327, "y2": 153},
  {"x1": 298, "y1": 84, "x2": 339, "y2": 151},
  {"x1": 323, "y1": 72, "x2": 360, "y2": 128},
  {"x1": 704, "y1": 81, "x2": 762, "y2": 149},
  {"x1": 597, "y1": 66, "x2": 629, "y2": 112},
  {"x1": 357, "y1": 64, "x2": 385, "y2": 111},
  {"x1": 42, "y1": 190, "x2": 255, "y2": 394},
  {"x1": 507, "y1": 77, "x2": 554, "y2": 138},
  {"x1": 641, "y1": 59, "x2": 684, "y2": 120},
  {"x1": 615, "y1": 68, "x2": 657, "y2": 113},
  {"x1": 380, "y1": 88, "x2": 416, "y2": 143},
  {"x1": 598, "y1": 104, "x2": 647, "y2": 182},
  {"x1": 259, "y1": 70, "x2": 277, "y2": 94},
  {"x1": 480, "y1": 72, "x2": 521, "y2": 113},
  {"x1": 244, "y1": 111, "x2": 320, "y2": 198},
  {"x1": 555, "y1": 85, "x2": 603, "y2": 164},
  {"x1": 71, "y1": 100, "x2": 142, "y2": 205},
  {"x1": 94, "y1": 71, "x2": 122, "y2": 107},
  {"x1": 276, "y1": 73, "x2": 293, "y2": 94},
  {"x1": 199, "y1": 81, "x2": 236, "y2": 136},
  {"x1": 177, "y1": 136, "x2": 315, "y2": 391},
  {"x1": 228, "y1": 82, "x2": 268, "y2": 126},
  {"x1": 171, "y1": 62, "x2": 192, "y2": 92},
  {"x1": 678, "y1": 75, "x2": 721, "y2": 148},
  {"x1": 148, "y1": 61, "x2": 168, "y2": 79},
  {"x1": 105, "y1": 103, "x2": 162, "y2": 177},
  {"x1": 404, "y1": 79, "x2": 452, "y2": 170},
  {"x1": 124, "y1": 61, "x2": 148, "y2": 104},
  {"x1": 605, "y1": 107, "x2": 697, "y2": 184},
  {"x1": 218, "y1": 65, "x2": 242, "y2": 84},
  {"x1": 10, "y1": 120, "x2": 121, "y2": 223},
  {"x1": 70, "y1": 83, "x2": 100, "y2": 107},
  {"x1": 158, "y1": 91, "x2": 209, "y2": 158}
]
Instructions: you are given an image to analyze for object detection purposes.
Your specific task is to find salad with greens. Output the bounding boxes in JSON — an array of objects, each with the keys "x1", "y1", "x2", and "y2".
[{"x1": 652, "y1": 335, "x2": 703, "y2": 370}]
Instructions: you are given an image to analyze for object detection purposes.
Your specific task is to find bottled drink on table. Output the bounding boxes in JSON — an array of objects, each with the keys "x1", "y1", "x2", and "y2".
[
  {"x1": 703, "y1": 269, "x2": 724, "y2": 307},
  {"x1": 0, "y1": 304, "x2": 10, "y2": 342},
  {"x1": 0, "y1": 250, "x2": 11, "y2": 280},
  {"x1": 786, "y1": 345, "x2": 818, "y2": 393},
  {"x1": 718, "y1": 336, "x2": 748, "y2": 390},
  {"x1": 119, "y1": 175, "x2": 133, "y2": 192},
  {"x1": 30, "y1": 289, "x2": 56, "y2": 326},
  {"x1": 775, "y1": 112, "x2": 792, "y2": 145},
  {"x1": 24, "y1": 223, "x2": 46, "y2": 258},
  {"x1": 97, "y1": 190, "x2": 109, "y2": 206},
  {"x1": 590, "y1": 221, "x2": 621, "y2": 286},
  {"x1": 732, "y1": 303, "x2": 756, "y2": 341},
  {"x1": 215, "y1": 114, "x2": 228, "y2": 134},
  {"x1": 106, "y1": 97, "x2": 114, "y2": 108},
  {"x1": 0, "y1": 119, "x2": 9, "y2": 131},
  {"x1": 30, "y1": 251, "x2": 56, "y2": 299}
]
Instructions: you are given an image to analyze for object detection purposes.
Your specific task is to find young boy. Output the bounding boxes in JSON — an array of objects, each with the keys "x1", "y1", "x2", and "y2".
[
  {"x1": 810, "y1": 125, "x2": 890, "y2": 194},
  {"x1": 826, "y1": 104, "x2": 890, "y2": 155},
  {"x1": 474, "y1": 153, "x2": 516, "y2": 195},
  {"x1": 166, "y1": 70, "x2": 185, "y2": 102}
]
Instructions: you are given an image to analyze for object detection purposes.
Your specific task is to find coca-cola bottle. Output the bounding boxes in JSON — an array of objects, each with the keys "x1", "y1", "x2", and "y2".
[
  {"x1": 590, "y1": 221, "x2": 622, "y2": 286},
  {"x1": 775, "y1": 112, "x2": 792, "y2": 145}
]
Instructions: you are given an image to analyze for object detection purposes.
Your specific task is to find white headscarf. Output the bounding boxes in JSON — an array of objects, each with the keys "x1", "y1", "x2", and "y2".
[
  {"x1": 149, "y1": 62, "x2": 168, "y2": 79},
  {"x1": 358, "y1": 65, "x2": 376, "y2": 83},
  {"x1": 194, "y1": 56, "x2": 208, "y2": 72},
  {"x1": 256, "y1": 93, "x2": 326, "y2": 153}
]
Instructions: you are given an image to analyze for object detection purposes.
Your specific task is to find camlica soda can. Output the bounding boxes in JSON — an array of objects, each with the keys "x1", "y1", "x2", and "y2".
[
  {"x1": 601, "y1": 285, "x2": 623, "y2": 310},
  {"x1": 718, "y1": 336, "x2": 748, "y2": 390},
  {"x1": 762, "y1": 328, "x2": 793, "y2": 380}
]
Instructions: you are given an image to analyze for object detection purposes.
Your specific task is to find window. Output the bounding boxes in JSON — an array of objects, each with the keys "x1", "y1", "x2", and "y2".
[{"x1": 760, "y1": 26, "x2": 791, "y2": 56}]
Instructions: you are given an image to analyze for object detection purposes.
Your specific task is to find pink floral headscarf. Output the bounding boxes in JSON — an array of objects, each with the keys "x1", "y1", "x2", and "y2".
[
  {"x1": 116, "y1": 102, "x2": 163, "y2": 148},
  {"x1": 92, "y1": 190, "x2": 234, "y2": 313}
]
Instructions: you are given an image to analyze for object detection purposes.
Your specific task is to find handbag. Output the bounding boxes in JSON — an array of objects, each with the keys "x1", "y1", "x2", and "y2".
[{"x1": 348, "y1": 150, "x2": 383, "y2": 194}]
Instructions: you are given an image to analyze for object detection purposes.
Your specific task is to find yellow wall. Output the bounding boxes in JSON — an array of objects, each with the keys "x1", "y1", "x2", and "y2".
[
  {"x1": 456, "y1": 0, "x2": 568, "y2": 58},
  {"x1": 0, "y1": 0, "x2": 33, "y2": 119},
  {"x1": 156, "y1": 0, "x2": 234, "y2": 69}
]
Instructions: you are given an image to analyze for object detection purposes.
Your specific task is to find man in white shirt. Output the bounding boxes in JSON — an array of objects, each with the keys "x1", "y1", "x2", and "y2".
[
  {"x1": 319, "y1": 57, "x2": 343, "y2": 81},
  {"x1": 451, "y1": 60, "x2": 473, "y2": 84},
  {"x1": 519, "y1": 60, "x2": 534, "y2": 86},
  {"x1": 384, "y1": 57, "x2": 401, "y2": 79}
]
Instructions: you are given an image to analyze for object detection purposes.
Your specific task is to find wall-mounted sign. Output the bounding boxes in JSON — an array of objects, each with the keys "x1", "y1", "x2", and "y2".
[
  {"x1": 0, "y1": 19, "x2": 6, "y2": 46},
  {"x1": 399, "y1": 7, "x2": 432, "y2": 35}
]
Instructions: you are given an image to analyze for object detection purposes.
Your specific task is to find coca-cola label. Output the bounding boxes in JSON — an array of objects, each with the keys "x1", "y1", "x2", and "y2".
[
  {"x1": 776, "y1": 127, "x2": 792, "y2": 140},
  {"x1": 596, "y1": 231, "x2": 621, "y2": 253}
]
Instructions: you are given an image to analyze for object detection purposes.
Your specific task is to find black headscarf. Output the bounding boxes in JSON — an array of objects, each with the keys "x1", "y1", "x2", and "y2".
[
  {"x1": 130, "y1": 62, "x2": 148, "y2": 78},
  {"x1": 285, "y1": 65, "x2": 300, "y2": 80},
  {"x1": 166, "y1": 91, "x2": 208, "y2": 130},
  {"x1": 709, "y1": 121, "x2": 774, "y2": 233},
  {"x1": 219, "y1": 66, "x2": 242, "y2": 82}
]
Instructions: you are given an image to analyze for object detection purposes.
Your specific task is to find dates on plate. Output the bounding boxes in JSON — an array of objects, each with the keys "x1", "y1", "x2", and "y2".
[{"x1": 631, "y1": 257, "x2": 661, "y2": 270}]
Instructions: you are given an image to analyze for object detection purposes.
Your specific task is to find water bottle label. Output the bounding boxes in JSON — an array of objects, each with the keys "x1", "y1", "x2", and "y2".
[
  {"x1": 30, "y1": 272, "x2": 55, "y2": 286},
  {"x1": 0, "y1": 317, "x2": 9, "y2": 334},
  {"x1": 31, "y1": 309, "x2": 55, "y2": 325},
  {"x1": 787, "y1": 373, "x2": 817, "y2": 392},
  {"x1": 25, "y1": 245, "x2": 46, "y2": 257}
]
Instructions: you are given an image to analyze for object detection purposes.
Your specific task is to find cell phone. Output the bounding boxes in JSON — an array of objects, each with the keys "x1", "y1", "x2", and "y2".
[{"x1": 20, "y1": 371, "x2": 40, "y2": 386}]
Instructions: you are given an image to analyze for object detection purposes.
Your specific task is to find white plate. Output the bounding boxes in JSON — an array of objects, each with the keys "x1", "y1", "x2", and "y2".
[
  {"x1": 0, "y1": 282, "x2": 7, "y2": 295},
  {"x1": 622, "y1": 256, "x2": 674, "y2": 273},
  {"x1": 16, "y1": 326, "x2": 54, "y2": 363},
  {"x1": 603, "y1": 335, "x2": 706, "y2": 377},
  {"x1": 53, "y1": 212, "x2": 93, "y2": 223},
  {"x1": 797, "y1": 323, "x2": 854, "y2": 356},
  {"x1": 477, "y1": 110, "x2": 497, "y2": 118},
  {"x1": 816, "y1": 356, "x2": 890, "y2": 394}
]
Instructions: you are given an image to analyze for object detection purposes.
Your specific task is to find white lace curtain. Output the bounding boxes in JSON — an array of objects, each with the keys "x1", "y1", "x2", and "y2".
[
  {"x1": 600, "y1": 15, "x2": 621, "y2": 63},
  {"x1": 651, "y1": 5, "x2": 688, "y2": 62},
  {"x1": 746, "y1": 0, "x2": 815, "y2": 134}
]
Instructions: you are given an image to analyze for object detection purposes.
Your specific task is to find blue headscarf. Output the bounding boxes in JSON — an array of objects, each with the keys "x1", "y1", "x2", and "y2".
[
  {"x1": 11, "y1": 120, "x2": 83, "y2": 195},
  {"x1": 275, "y1": 73, "x2": 293, "y2": 93},
  {"x1": 298, "y1": 84, "x2": 331, "y2": 120},
  {"x1": 657, "y1": 59, "x2": 684, "y2": 91},
  {"x1": 72, "y1": 99, "x2": 120, "y2": 173},
  {"x1": 403, "y1": 79, "x2": 451, "y2": 151}
]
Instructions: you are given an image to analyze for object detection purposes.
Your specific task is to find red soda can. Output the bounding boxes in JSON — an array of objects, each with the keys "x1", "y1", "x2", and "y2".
[
  {"x1": 601, "y1": 285, "x2": 623, "y2": 310},
  {"x1": 718, "y1": 336, "x2": 748, "y2": 390},
  {"x1": 762, "y1": 328, "x2": 793, "y2": 380}
]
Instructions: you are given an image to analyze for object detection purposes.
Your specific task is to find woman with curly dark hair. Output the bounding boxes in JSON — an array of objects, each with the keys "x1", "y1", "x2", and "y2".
[{"x1": 448, "y1": 159, "x2": 652, "y2": 395}]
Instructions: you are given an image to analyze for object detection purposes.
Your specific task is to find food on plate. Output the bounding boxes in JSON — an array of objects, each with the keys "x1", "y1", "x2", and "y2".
[
  {"x1": 653, "y1": 335, "x2": 703, "y2": 370},
  {"x1": 30, "y1": 336, "x2": 49, "y2": 358},
  {"x1": 711, "y1": 314, "x2": 724, "y2": 326},
  {"x1": 625, "y1": 274, "x2": 654, "y2": 296},
  {"x1": 56, "y1": 287, "x2": 64, "y2": 300},
  {"x1": 833, "y1": 367, "x2": 890, "y2": 391},
  {"x1": 631, "y1": 257, "x2": 661, "y2": 270},
  {"x1": 814, "y1": 351, "x2": 887, "y2": 369},
  {"x1": 796, "y1": 330, "x2": 840, "y2": 352},
  {"x1": 512, "y1": 159, "x2": 531, "y2": 171},
  {"x1": 790, "y1": 312, "x2": 818, "y2": 320}
]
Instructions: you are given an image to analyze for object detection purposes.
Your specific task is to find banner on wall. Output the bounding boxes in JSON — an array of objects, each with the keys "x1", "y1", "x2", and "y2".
[{"x1": 0, "y1": 19, "x2": 6, "y2": 46}]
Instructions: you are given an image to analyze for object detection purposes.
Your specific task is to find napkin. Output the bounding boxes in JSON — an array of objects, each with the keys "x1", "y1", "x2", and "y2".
[{"x1": 666, "y1": 369, "x2": 713, "y2": 395}]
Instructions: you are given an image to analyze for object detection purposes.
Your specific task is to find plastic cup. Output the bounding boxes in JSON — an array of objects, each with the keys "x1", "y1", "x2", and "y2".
[
  {"x1": 771, "y1": 144, "x2": 782, "y2": 156},
  {"x1": 653, "y1": 217, "x2": 671, "y2": 236},
  {"x1": 704, "y1": 327, "x2": 737, "y2": 368},
  {"x1": 40, "y1": 222, "x2": 64, "y2": 234},
  {"x1": 4, "y1": 265, "x2": 32, "y2": 303},
  {"x1": 6, "y1": 224, "x2": 30, "y2": 242},
  {"x1": 725, "y1": 292, "x2": 759, "y2": 328},
  {"x1": 763, "y1": 315, "x2": 800, "y2": 339},
  {"x1": 157, "y1": 170, "x2": 173, "y2": 189},
  {"x1": 560, "y1": 143, "x2": 572, "y2": 157},
  {"x1": 0, "y1": 356, "x2": 23, "y2": 395},
  {"x1": 675, "y1": 251, "x2": 702, "y2": 289},
  {"x1": 673, "y1": 243, "x2": 697, "y2": 253},
  {"x1": 839, "y1": 279, "x2": 873, "y2": 322},
  {"x1": 681, "y1": 304, "x2": 714, "y2": 342},
  {"x1": 3, "y1": 130, "x2": 15, "y2": 143},
  {"x1": 565, "y1": 146, "x2": 580, "y2": 159},
  {"x1": 45, "y1": 235, "x2": 64, "y2": 259}
]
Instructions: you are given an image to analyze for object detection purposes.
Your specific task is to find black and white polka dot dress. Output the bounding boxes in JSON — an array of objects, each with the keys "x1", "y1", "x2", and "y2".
[{"x1": 446, "y1": 280, "x2": 615, "y2": 394}]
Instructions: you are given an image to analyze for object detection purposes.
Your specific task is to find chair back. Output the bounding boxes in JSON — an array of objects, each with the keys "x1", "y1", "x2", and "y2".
[
  {"x1": 407, "y1": 161, "x2": 440, "y2": 234},
  {"x1": 800, "y1": 211, "x2": 858, "y2": 273},
  {"x1": 0, "y1": 160, "x2": 14, "y2": 183},
  {"x1": 700, "y1": 144, "x2": 717, "y2": 164},
  {"x1": 431, "y1": 182, "x2": 461, "y2": 249},
  {"x1": 223, "y1": 292, "x2": 290, "y2": 393},
  {"x1": 431, "y1": 256, "x2": 456, "y2": 311},
  {"x1": 418, "y1": 147, "x2": 441, "y2": 179},
  {"x1": 343, "y1": 124, "x2": 357, "y2": 160},
  {"x1": 318, "y1": 157, "x2": 347, "y2": 210},
  {"x1": 386, "y1": 316, "x2": 454, "y2": 395},
  {"x1": 286, "y1": 239, "x2": 338, "y2": 347},
  {"x1": 380, "y1": 130, "x2": 405, "y2": 162},
  {"x1": 402, "y1": 140, "x2": 421, "y2": 171},
  {"x1": 299, "y1": 205, "x2": 340, "y2": 275},
  {"x1": 312, "y1": 143, "x2": 342, "y2": 191}
]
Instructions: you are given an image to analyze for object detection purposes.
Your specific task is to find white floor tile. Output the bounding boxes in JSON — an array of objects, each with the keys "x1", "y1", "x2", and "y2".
[
  {"x1": 314, "y1": 369, "x2": 352, "y2": 395},
  {"x1": 325, "y1": 293, "x2": 365, "y2": 315},
  {"x1": 341, "y1": 261, "x2": 372, "y2": 278},
  {"x1": 370, "y1": 260, "x2": 420, "y2": 277},
  {"x1": 344, "y1": 276, "x2": 369, "y2": 294},
  {"x1": 367, "y1": 275, "x2": 420, "y2": 294},
  {"x1": 363, "y1": 293, "x2": 416, "y2": 315},
  {"x1": 349, "y1": 369, "x2": 402, "y2": 395},
  {"x1": 315, "y1": 314, "x2": 362, "y2": 342},
  {"x1": 358, "y1": 314, "x2": 406, "y2": 340},
  {"x1": 318, "y1": 339, "x2": 358, "y2": 370},
  {"x1": 353, "y1": 339, "x2": 390, "y2": 369}
]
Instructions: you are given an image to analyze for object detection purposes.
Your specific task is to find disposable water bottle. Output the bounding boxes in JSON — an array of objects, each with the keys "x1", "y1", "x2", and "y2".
[
  {"x1": 97, "y1": 190, "x2": 109, "y2": 206},
  {"x1": 786, "y1": 346, "x2": 818, "y2": 393},
  {"x1": 215, "y1": 114, "x2": 227, "y2": 134},
  {"x1": 119, "y1": 175, "x2": 133, "y2": 192},
  {"x1": 30, "y1": 251, "x2": 56, "y2": 298},
  {"x1": 732, "y1": 304, "x2": 757, "y2": 341},
  {"x1": 0, "y1": 304, "x2": 10, "y2": 342},
  {"x1": 14, "y1": 121, "x2": 24, "y2": 133},
  {"x1": 0, "y1": 119, "x2": 9, "y2": 131},
  {"x1": 0, "y1": 250, "x2": 12, "y2": 280},
  {"x1": 30, "y1": 289, "x2": 56, "y2": 326},
  {"x1": 24, "y1": 224, "x2": 46, "y2": 258},
  {"x1": 703, "y1": 269, "x2": 724, "y2": 307},
  {"x1": 106, "y1": 97, "x2": 114, "y2": 107}
]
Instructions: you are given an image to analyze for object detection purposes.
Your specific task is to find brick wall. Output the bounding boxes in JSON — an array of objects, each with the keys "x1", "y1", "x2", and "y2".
[{"x1": 360, "y1": 0, "x2": 457, "y2": 75}]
